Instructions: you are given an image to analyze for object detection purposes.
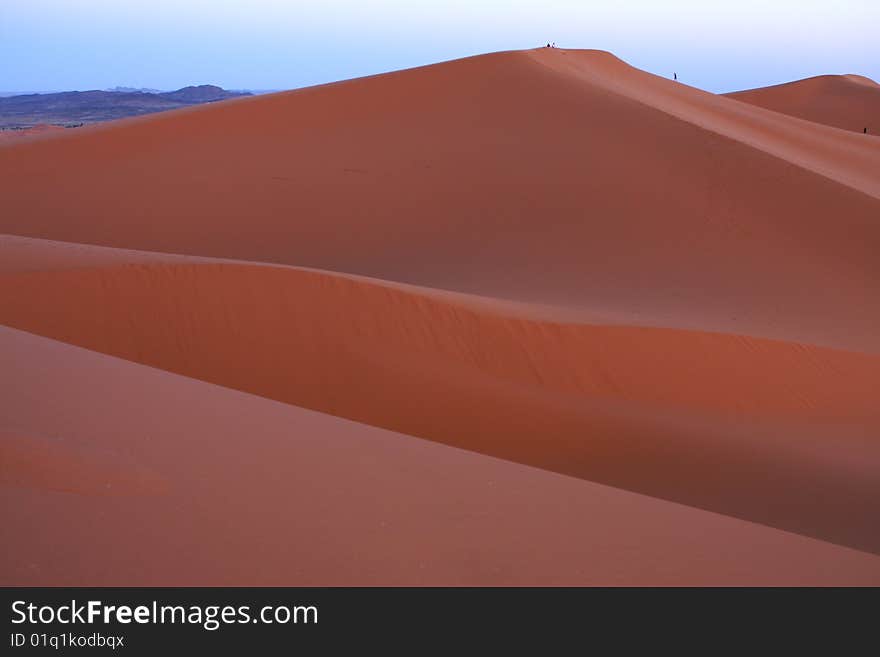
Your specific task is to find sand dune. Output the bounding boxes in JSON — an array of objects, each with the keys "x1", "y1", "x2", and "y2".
[
  {"x1": 1, "y1": 48, "x2": 879, "y2": 584},
  {"x1": 1, "y1": 50, "x2": 879, "y2": 353},
  {"x1": 1, "y1": 239, "x2": 878, "y2": 554},
  {"x1": 4, "y1": 326, "x2": 880, "y2": 586},
  {"x1": 726, "y1": 74, "x2": 880, "y2": 134}
]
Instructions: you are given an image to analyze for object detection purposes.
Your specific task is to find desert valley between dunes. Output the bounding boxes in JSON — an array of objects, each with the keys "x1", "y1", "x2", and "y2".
[{"x1": 2, "y1": 47, "x2": 879, "y2": 585}]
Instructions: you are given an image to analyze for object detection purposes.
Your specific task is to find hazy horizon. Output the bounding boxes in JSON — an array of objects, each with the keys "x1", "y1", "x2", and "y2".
[{"x1": 2, "y1": 0, "x2": 878, "y2": 95}]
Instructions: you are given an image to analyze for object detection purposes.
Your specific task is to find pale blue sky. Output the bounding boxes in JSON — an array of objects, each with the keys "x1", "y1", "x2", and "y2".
[{"x1": 2, "y1": 0, "x2": 878, "y2": 93}]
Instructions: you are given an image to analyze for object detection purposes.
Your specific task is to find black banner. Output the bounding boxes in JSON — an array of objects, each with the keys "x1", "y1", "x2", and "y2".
[{"x1": 2, "y1": 587, "x2": 876, "y2": 653}]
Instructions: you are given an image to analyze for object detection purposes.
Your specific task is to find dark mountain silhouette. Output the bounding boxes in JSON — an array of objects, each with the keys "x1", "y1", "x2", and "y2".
[
  {"x1": 0, "y1": 85, "x2": 252, "y2": 129},
  {"x1": 160, "y1": 85, "x2": 243, "y2": 103}
]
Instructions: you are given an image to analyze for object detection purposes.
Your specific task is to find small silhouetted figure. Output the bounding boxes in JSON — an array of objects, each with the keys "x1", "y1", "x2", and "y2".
[
  {"x1": 547, "y1": 42, "x2": 551, "y2": 48},
  {"x1": 674, "y1": 72, "x2": 678, "y2": 81}
]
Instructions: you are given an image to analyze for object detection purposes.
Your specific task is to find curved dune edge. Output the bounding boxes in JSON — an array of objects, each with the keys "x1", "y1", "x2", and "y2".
[
  {"x1": 0, "y1": 231, "x2": 877, "y2": 354},
  {"x1": 1, "y1": 259, "x2": 878, "y2": 554},
  {"x1": 3, "y1": 325, "x2": 880, "y2": 586},
  {"x1": 725, "y1": 74, "x2": 880, "y2": 134}
]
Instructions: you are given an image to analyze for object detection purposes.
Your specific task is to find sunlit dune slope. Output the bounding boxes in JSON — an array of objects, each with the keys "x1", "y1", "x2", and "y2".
[
  {"x1": 3, "y1": 326, "x2": 880, "y2": 586},
  {"x1": 726, "y1": 74, "x2": 880, "y2": 134}
]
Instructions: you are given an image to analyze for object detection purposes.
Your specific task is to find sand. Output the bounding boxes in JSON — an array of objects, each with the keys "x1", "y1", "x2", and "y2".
[
  {"x1": 4, "y1": 325, "x2": 880, "y2": 586},
  {"x1": 726, "y1": 74, "x2": 880, "y2": 134},
  {"x1": 1, "y1": 48, "x2": 878, "y2": 585},
  {"x1": 0, "y1": 124, "x2": 66, "y2": 142}
]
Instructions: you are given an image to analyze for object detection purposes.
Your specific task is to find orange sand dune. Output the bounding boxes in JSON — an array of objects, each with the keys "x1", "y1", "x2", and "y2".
[
  {"x1": 4, "y1": 326, "x2": 880, "y2": 586},
  {"x1": 0, "y1": 246, "x2": 878, "y2": 554},
  {"x1": 726, "y1": 74, "x2": 880, "y2": 134},
  {"x1": 1, "y1": 48, "x2": 879, "y2": 585}
]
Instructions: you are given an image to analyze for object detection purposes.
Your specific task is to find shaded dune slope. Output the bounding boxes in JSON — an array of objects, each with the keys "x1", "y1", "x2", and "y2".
[
  {"x1": 4, "y1": 326, "x2": 880, "y2": 586},
  {"x1": 726, "y1": 74, "x2": 880, "y2": 134},
  {"x1": 0, "y1": 243, "x2": 878, "y2": 554}
]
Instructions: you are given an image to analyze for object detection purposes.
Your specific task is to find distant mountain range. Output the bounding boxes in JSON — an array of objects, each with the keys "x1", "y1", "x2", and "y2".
[{"x1": 0, "y1": 85, "x2": 252, "y2": 129}]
